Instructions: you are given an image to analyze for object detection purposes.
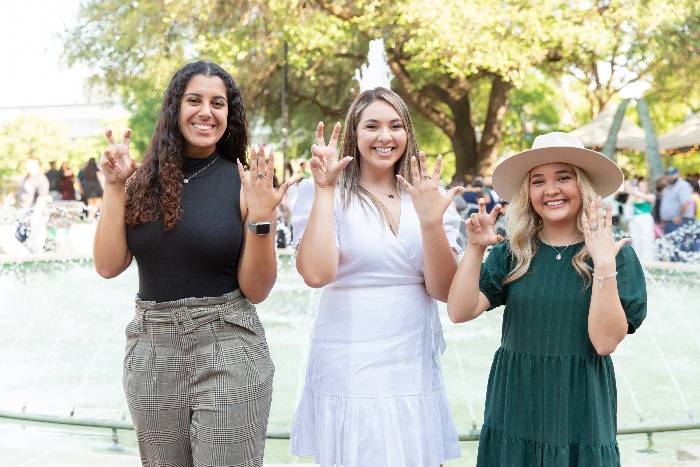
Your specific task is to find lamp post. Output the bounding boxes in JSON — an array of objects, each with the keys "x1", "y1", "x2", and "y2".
[{"x1": 281, "y1": 41, "x2": 289, "y2": 181}]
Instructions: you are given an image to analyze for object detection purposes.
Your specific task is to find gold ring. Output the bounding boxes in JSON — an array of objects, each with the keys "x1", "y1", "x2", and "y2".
[{"x1": 423, "y1": 176, "x2": 431, "y2": 180}]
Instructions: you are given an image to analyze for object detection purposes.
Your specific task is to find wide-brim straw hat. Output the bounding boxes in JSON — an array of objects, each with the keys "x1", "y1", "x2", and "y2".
[{"x1": 492, "y1": 132, "x2": 624, "y2": 202}]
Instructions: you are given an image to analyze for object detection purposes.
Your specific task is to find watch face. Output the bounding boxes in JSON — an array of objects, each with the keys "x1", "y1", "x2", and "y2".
[{"x1": 255, "y1": 222, "x2": 271, "y2": 235}]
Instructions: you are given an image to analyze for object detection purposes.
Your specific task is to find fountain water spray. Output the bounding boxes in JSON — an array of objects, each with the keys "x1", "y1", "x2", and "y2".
[{"x1": 354, "y1": 38, "x2": 394, "y2": 92}]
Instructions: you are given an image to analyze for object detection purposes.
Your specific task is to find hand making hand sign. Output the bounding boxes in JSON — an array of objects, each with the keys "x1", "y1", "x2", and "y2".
[
  {"x1": 309, "y1": 122, "x2": 353, "y2": 189},
  {"x1": 396, "y1": 152, "x2": 464, "y2": 228},
  {"x1": 237, "y1": 144, "x2": 296, "y2": 223},
  {"x1": 100, "y1": 128, "x2": 137, "y2": 185},
  {"x1": 465, "y1": 197, "x2": 504, "y2": 249}
]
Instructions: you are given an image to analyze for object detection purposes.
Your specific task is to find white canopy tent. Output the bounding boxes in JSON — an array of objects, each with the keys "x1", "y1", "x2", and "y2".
[
  {"x1": 570, "y1": 104, "x2": 647, "y2": 151},
  {"x1": 658, "y1": 112, "x2": 700, "y2": 151}
]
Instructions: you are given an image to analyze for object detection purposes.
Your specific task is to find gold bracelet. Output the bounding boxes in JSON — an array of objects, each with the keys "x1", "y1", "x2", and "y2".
[{"x1": 592, "y1": 271, "x2": 618, "y2": 288}]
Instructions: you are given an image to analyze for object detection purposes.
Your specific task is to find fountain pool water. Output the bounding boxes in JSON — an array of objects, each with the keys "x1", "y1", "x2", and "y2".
[{"x1": 1, "y1": 256, "x2": 699, "y2": 465}]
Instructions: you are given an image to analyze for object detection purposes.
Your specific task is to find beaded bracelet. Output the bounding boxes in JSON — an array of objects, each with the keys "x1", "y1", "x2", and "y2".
[{"x1": 592, "y1": 271, "x2": 618, "y2": 288}]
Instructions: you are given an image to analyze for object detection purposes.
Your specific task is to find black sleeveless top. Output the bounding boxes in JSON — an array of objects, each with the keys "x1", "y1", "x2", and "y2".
[{"x1": 126, "y1": 153, "x2": 243, "y2": 302}]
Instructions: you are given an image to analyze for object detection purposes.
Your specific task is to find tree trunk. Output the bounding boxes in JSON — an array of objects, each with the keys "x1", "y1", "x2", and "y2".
[
  {"x1": 451, "y1": 121, "x2": 479, "y2": 179},
  {"x1": 476, "y1": 76, "x2": 512, "y2": 175},
  {"x1": 450, "y1": 96, "x2": 479, "y2": 179}
]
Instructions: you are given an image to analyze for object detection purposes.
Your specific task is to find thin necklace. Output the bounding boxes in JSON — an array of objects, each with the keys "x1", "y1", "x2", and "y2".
[
  {"x1": 361, "y1": 183, "x2": 397, "y2": 199},
  {"x1": 183, "y1": 156, "x2": 219, "y2": 184},
  {"x1": 541, "y1": 232, "x2": 581, "y2": 261}
]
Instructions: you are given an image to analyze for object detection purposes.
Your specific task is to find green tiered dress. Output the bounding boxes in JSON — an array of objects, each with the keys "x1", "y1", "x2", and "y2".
[{"x1": 476, "y1": 240, "x2": 646, "y2": 467}]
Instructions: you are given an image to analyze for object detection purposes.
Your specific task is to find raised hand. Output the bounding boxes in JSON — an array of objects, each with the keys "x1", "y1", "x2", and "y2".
[
  {"x1": 581, "y1": 197, "x2": 628, "y2": 265},
  {"x1": 101, "y1": 129, "x2": 137, "y2": 185},
  {"x1": 396, "y1": 152, "x2": 464, "y2": 227},
  {"x1": 237, "y1": 144, "x2": 296, "y2": 222},
  {"x1": 465, "y1": 198, "x2": 503, "y2": 249},
  {"x1": 310, "y1": 121, "x2": 353, "y2": 188}
]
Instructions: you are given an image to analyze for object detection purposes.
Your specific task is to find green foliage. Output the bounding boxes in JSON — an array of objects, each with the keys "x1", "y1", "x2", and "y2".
[
  {"x1": 644, "y1": 6, "x2": 700, "y2": 133},
  {"x1": 501, "y1": 72, "x2": 564, "y2": 152},
  {"x1": 62, "y1": 0, "x2": 700, "y2": 177},
  {"x1": 0, "y1": 115, "x2": 111, "y2": 179},
  {"x1": 666, "y1": 152, "x2": 700, "y2": 175},
  {"x1": 0, "y1": 116, "x2": 70, "y2": 178}
]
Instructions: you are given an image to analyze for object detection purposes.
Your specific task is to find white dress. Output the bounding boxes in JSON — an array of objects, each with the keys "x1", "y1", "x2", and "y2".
[{"x1": 290, "y1": 180, "x2": 461, "y2": 467}]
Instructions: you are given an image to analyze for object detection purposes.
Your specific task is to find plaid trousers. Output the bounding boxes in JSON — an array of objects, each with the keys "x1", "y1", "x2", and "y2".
[{"x1": 123, "y1": 290, "x2": 274, "y2": 467}]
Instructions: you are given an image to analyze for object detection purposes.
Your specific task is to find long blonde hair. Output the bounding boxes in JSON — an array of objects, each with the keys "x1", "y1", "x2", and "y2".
[
  {"x1": 338, "y1": 88, "x2": 420, "y2": 234},
  {"x1": 503, "y1": 165, "x2": 598, "y2": 287}
]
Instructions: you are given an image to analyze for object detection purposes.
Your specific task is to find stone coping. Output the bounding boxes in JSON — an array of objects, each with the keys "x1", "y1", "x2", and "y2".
[{"x1": 0, "y1": 248, "x2": 296, "y2": 266}]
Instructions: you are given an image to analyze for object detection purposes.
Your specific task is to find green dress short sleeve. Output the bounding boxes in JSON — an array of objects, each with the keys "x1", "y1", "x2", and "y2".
[
  {"x1": 615, "y1": 244, "x2": 647, "y2": 333},
  {"x1": 476, "y1": 239, "x2": 648, "y2": 467},
  {"x1": 479, "y1": 242, "x2": 511, "y2": 310}
]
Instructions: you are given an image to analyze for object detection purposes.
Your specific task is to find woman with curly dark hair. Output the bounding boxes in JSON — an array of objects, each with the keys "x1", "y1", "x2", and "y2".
[{"x1": 93, "y1": 61, "x2": 294, "y2": 466}]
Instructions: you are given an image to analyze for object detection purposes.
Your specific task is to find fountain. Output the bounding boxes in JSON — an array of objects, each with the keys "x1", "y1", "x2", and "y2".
[
  {"x1": 354, "y1": 38, "x2": 394, "y2": 91},
  {"x1": 0, "y1": 200, "x2": 92, "y2": 260},
  {"x1": 1, "y1": 253, "x2": 699, "y2": 464}
]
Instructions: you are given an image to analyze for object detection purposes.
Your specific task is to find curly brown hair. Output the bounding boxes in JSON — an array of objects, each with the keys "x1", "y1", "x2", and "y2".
[{"x1": 125, "y1": 61, "x2": 248, "y2": 230}]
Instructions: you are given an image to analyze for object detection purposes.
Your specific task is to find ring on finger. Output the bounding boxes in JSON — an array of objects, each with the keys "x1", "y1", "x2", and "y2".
[
  {"x1": 423, "y1": 175, "x2": 431, "y2": 180},
  {"x1": 591, "y1": 224, "x2": 599, "y2": 232},
  {"x1": 256, "y1": 173, "x2": 264, "y2": 179}
]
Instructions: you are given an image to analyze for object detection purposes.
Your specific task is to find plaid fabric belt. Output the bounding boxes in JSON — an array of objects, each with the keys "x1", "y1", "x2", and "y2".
[{"x1": 133, "y1": 290, "x2": 257, "y2": 335}]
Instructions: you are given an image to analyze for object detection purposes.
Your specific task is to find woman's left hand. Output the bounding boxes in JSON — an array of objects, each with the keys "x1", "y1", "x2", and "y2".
[
  {"x1": 581, "y1": 196, "x2": 629, "y2": 266},
  {"x1": 396, "y1": 152, "x2": 464, "y2": 227},
  {"x1": 237, "y1": 144, "x2": 296, "y2": 222}
]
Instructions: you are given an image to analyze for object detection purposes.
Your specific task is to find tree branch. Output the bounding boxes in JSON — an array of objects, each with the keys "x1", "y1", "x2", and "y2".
[{"x1": 385, "y1": 47, "x2": 456, "y2": 134}]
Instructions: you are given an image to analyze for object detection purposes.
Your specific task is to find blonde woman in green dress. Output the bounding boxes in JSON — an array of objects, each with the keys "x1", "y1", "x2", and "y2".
[{"x1": 447, "y1": 132, "x2": 647, "y2": 466}]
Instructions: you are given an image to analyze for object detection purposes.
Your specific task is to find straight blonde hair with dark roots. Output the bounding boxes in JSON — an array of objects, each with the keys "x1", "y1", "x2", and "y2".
[
  {"x1": 503, "y1": 165, "x2": 598, "y2": 287},
  {"x1": 338, "y1": 87, "x2": 421, "y2": 234}
]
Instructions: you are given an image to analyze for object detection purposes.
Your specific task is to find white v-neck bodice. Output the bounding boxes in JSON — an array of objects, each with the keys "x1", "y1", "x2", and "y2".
[{"x1": 291, "y1": 179, "x2": 460, "y2": 288}]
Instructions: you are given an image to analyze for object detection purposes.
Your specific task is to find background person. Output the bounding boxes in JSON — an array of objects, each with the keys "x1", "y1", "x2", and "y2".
[
  {"x1": 59, "y1": 161, "x2": 76, "y2": 201},
  {"x1": 79, "y1": 157, "x2": 104, "y2": 219},
  {"x1": 625, "y1": 178, "x2": 656, "y2": 261},
  {"x1": 45, "y1": 160, "x2": 62, "y2": 200},
  {"x1": 660, "y1": 166, "x2": 694, "y2": 234},
  {"x1": 16, "y1": 157, "x2": 50, "y2": 252}
]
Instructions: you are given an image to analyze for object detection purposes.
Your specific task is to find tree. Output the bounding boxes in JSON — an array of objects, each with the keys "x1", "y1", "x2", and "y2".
[
  {"x1": 643, "y1": 6, "x2": 700, "y2": 133},
  {"x1": 0, "y1": 115, "x2": 71, "y2": 178},
  {"x1": 563, "y1": 0, "x2": 699, "y2": 119},
  {"x1": 0, "y1": 115, "x2": 114, "y2": 179},
  {"x1": 64, "y1": 0, "x2": 699, "y2": 179}
]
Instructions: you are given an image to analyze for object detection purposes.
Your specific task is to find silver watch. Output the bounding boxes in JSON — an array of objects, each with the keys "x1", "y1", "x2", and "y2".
[{"x1": 247, "y1": 221, "x2": 273, "y2": 236}]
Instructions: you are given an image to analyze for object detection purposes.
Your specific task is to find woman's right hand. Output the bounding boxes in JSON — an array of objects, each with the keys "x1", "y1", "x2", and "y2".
[
  {"x1": 466, "y1": 197, "x2": 503, "y2": 249},
  {"x1": 100, "y1": 129, "x2": 137, "y2": 185},
  {"x1": 310, "y1": 121, "x2": 353, "y2": 188}
]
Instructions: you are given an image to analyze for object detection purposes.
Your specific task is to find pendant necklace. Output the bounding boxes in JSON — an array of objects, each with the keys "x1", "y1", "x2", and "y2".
[
  {"x1": 362, "y1": 184, "x2": 397, "y2": 199},
  {"x1": 541, "y1": 232, "x2": 580, "y2": 261},
  {"x1": 183, "y1": 156, "x2": 219, "y2": 184}
]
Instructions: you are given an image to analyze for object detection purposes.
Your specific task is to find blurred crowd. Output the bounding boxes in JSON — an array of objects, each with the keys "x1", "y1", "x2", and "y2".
[
  {"x1": 5, "y1": 157, "x2": 104, "y2": 253},
  {"x1": 7, "y1": 154, "x2": 700, "y2": 262}
]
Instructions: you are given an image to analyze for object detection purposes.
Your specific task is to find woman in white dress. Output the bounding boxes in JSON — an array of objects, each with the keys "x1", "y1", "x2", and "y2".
[
  {"x1": 290, "y1": 88, "x2": 463, "y2": 467},
  {"x1": 625, "y1": 178, "x2": 656, "y2": 261}
]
